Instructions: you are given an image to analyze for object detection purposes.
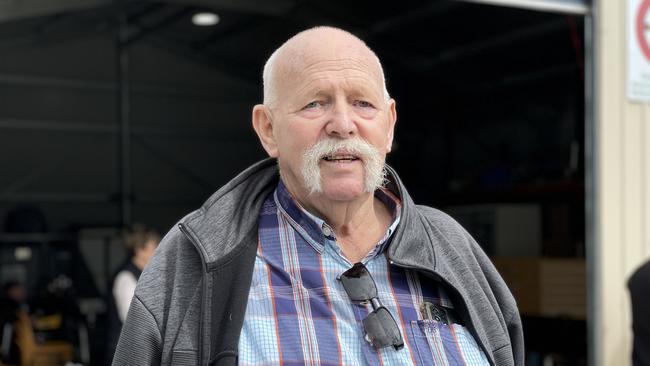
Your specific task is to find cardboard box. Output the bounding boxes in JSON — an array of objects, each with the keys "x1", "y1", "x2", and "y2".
[{"x1": 491, "y1": 257, "x2": 586, "y2": 319}]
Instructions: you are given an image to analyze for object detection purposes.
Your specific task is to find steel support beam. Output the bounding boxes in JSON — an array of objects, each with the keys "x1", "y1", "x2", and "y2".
[
  {"x1": 117, "y1": 13, "x2": 132, "y2": 227},
  {"x1": 0, "y1": 73, "x2": 255, "y2": 100},
  {"x1": 457, "y1": 0, "x2": 589, "y2": 15},
  {"x1": 154, "y1": 0, "x2": 295, "y2": 16},
  {"x1": 0, "y1": 192, "x2": 111, "y2": 204},
  {"x1": 583, "y1": 10, "x2": 597, "y2": 366},
  {"x1": 0, "y1": 0, "x2": 112, "y2": 23},
  {"x1": 0, "y1": 192, "x2": 204, "y2": 205},
  {"x1": 0, "y1": 118, "x2": 254, "y2": 142},
  {"x1": 0, "y1": 25, "x2": 109, "y2": 50},
  {"x1": 0, "y1": 119, "x2": 114, "y2": 133}
]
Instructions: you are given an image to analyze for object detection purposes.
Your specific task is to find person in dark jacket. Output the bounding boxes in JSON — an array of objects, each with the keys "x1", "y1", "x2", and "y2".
[
  {"x1": 629, "y1": 260, "x2": 650, "y2": 366},
  {"x1": 106, "y1": 224, "x2": 159, "y2": 365},
  {"x1": 113, "y1": 26, "x2": 523, "y2": 366}
]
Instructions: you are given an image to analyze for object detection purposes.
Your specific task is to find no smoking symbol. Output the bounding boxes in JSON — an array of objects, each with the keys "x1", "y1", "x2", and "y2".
[{"x1": 637, "y1": 0, "x2": 650, "y2": 62}]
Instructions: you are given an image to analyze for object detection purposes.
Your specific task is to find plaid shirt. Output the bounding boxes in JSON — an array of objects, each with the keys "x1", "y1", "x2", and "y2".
[{"x1": 238, "y1": 181, "x2": 489, "y2": 365}]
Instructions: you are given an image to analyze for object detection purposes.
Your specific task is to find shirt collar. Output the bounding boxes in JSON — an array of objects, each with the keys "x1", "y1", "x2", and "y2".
[{"x1": 274, "y1": 179, "x2": 402, "y2": 257}]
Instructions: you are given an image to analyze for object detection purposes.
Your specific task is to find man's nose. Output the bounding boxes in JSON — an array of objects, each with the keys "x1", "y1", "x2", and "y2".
[{"x1": 325, "y1": 102, "x2": 357, "y2": 138}]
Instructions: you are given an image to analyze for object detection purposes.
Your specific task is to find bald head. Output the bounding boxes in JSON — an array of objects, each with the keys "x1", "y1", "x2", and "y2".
[{"x1": 262, "y1": 26, "x2": 389, "y2": 107}]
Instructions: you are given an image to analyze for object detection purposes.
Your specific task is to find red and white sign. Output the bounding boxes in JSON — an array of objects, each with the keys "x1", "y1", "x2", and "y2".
[{"x1": 629, "y1": 0, "x2": 650, "y2": 101}]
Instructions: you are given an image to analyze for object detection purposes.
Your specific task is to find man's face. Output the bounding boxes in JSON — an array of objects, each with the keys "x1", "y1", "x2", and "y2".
[
  {"x1": 135, "y1": 239, "x2": 158, "y2": 264},
  {"x1": 264, "y1": 48, "x2": 396, "y2": 203}
]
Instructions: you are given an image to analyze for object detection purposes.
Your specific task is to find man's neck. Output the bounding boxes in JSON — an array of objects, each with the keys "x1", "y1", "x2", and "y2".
[{"x1": 291, "y1": 187, "x2": 393, "y2": 263}]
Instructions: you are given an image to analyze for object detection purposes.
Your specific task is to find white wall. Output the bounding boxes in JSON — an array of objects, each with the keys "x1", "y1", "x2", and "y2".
[{"x1": 595, "y1": 0, "x2": 650, "y2": 364}]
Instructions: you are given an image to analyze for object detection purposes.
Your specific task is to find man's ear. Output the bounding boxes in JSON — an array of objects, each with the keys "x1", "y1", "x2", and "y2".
[
  {"x1": 252, "y1": 104, "x2": 279, "y2": 157},
  {"x1": 386, "y1": 99, "x2": 397, "y2": 153}
]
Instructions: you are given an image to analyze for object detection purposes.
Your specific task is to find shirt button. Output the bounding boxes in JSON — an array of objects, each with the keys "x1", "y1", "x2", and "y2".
[{"x1": 322, "y1": 223, "x2": 333, "y2": 237}]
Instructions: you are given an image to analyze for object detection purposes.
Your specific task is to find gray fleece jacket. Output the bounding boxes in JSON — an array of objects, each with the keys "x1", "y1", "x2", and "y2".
[{"x1": 112, "y1": 158, "x2": 524, "y2": 366}]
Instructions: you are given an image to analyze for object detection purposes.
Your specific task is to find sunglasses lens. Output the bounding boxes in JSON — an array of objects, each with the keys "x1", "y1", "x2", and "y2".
[
  {"x1": 362, "y1": 307, "x2": 404, "y2": 350},
  {"x1": 340, "y1": 263, "x2": 378, "y2": 302},
  {"x1": 340, "y1": 263, "x2": 404, "y2": 349}
]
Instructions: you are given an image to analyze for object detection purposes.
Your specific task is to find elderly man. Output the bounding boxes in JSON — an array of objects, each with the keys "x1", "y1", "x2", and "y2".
[{"x1": 112, "y1": 26, "x2": 523, "y2": 366}]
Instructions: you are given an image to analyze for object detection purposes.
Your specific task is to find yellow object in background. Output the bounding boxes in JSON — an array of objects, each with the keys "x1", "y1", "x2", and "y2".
[
  {"x1": 0, "y1": 311, "x2": 73, "y2": 366},
  {"x1": 32, "y1": 341, "x2": 74, "y2": 366},
  {"x1": 32, "y1": 314, "x2": 62, "y2": 331}
]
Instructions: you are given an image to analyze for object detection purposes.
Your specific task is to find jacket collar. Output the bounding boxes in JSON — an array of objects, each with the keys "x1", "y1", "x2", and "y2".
[
  {"x1": 382, "y1": 165, "x2": 437, "y2": 272},
  {"x1": 180, "y1": 158, "x2": 279, "y2": 271}
]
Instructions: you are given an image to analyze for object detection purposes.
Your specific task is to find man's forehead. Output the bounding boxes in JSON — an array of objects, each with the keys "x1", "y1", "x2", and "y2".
[
  {"x1": 276, "y1": 30, "x2": 381, "y2": 78},
  {"x1": 295, "y1": 72, "x2": 384, "y2": 99},
  {"x1": 277, "y1": 49, "x2": 382, "y2": 93},
  {"x1": 275, "y1": 63, "x2": 384, "y2": 108}
]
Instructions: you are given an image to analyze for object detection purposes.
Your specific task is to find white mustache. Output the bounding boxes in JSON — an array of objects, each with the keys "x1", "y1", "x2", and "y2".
[{"x1": 301, "y1": 138, "x2": 386, "y2": 195}]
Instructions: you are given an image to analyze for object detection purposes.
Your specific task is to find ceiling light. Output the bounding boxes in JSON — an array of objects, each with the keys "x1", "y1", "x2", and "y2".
[
  {"x1": 192, "y1": 12, "x2": 220, "y2": 26},
  {"x1": 14, "y1": 246, "x2": 32, "y2": 261}
]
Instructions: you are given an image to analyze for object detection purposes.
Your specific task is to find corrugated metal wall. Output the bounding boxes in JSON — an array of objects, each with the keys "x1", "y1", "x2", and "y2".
[
  {"x1": 0, "y1": 34, "x2": 263, "y2": 232},
  {"x1": 596, "y1": 0, "x2": 650, "y2": 364}
]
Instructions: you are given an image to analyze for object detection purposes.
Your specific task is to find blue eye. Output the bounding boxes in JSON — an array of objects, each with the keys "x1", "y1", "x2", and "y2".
[
  {"x1": 304, "y1": 101, "x2": 320, "y2": 109},
  {"x1": 355, "y1": 100, "x2": 373, "y2": 108}
]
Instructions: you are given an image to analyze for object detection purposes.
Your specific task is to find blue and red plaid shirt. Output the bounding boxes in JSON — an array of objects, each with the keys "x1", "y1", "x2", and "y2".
[{"x1": 238, "y1": 180, "x2": 489, "y2": 365}]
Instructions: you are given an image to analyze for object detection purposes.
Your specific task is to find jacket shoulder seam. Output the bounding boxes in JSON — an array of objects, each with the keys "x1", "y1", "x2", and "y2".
[
  {"x1": 168, "y1": 278, "x2": 203, "y2": 347},
  {"x1": 134, "y1": 293, "x2": 163, "y2": 338}
]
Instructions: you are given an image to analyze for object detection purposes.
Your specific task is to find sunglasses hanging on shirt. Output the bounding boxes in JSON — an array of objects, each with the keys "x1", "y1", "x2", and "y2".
[{"x1": 338, "y1": 262, "x2": 404, "y2": 350}]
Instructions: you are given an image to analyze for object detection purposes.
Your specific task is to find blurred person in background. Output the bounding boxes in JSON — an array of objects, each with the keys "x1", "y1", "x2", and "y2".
[
  {"x1": 629, "y1": 259, "x2": 650, "y2": 366},
  {"x1": 0, "y1": 281, "x2": 34, "y2": 366},
  {"x1": 105, "y1": 224, "x2": 159, "y2": 365}
]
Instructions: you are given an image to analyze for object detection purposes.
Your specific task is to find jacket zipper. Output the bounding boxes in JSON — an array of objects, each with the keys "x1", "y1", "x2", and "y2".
[
  {"x1": 179, "y1": 223, "x2": 209, "y2": 366},
  {"x1": 388, "y1": 258, "x2": 496, "y2": 366}
]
